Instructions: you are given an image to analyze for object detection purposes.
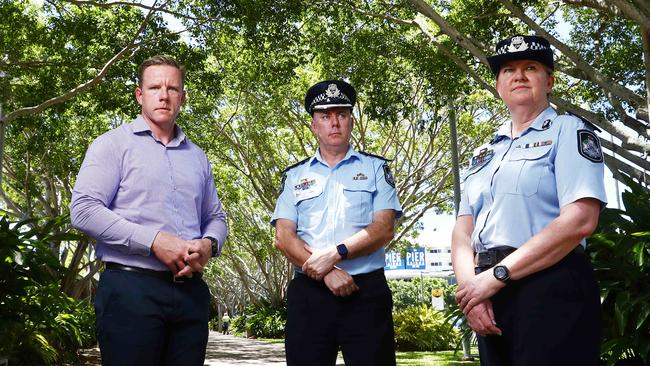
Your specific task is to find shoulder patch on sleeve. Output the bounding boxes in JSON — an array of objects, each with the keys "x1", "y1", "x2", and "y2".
[
  {"x1": 577, "y1": 129, "x2": 603, "y2": 163},
  {"x1": 383, "y1": 163, "x2": 396, "y2": 188},
  {"x1": 359, "y1": 151, "x2": 392, "y2": 162},
  {"x1": 282, "y1": 157, "x2": 310, "y2": 173},
  {"x1": 277, "y1": 172, "x2": 287, "y2": 197}
]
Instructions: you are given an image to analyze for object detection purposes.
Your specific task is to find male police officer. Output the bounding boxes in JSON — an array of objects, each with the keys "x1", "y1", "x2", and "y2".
[
  {"x1": 272, "y1": 80, "x2": 402, "y2": 366},
  {"x1": 71, "y1": 55, "x2": 227, "y2": 366}
]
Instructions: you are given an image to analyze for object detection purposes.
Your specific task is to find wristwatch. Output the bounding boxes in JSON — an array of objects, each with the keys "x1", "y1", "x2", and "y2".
[
  {"x1": 205, "y1": 236, "x2": 219, "y2": 257},
  {"x1": 336, "y1": 243, "x2": 348, "y2": 260},
  {"x1": 493, "y1": 264, "x2": 511, "y2": 284}
]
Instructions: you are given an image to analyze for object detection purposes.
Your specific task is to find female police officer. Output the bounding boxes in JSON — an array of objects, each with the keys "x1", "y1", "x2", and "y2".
[{"x1": 451, "y1": 35, "x2": 607, "y2": 366}]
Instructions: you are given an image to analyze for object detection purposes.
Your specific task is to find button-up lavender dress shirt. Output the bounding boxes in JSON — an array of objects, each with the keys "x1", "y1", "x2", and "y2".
[{"x1": 70, "y1": 116, "x2": 228, "y2": 271}]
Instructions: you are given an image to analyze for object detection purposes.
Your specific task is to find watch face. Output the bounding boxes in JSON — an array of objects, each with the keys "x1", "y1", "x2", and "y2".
[
  {"x1": 495, "y1": 266, "x2": 507, "y2": 279},
  {"x1": 494, "y1": 265, "x2": 509, "y2": 282},
  {"x1": 337, "y1": 244, "x2": 348, "y2": 258}
]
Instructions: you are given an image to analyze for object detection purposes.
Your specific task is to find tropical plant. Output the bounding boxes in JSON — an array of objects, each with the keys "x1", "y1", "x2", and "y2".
[
  {"x1": 389, "y1": 276, "x2": 450, "y2": 311},
  {"x1": 393, "y1": 304, "x2": 460, "y2": 351},
  {"x1": 0, "y1": 214, "x2": 95, "y2": 364},
  {"x1": 588, "y1": 176, "x2": 650, "y2": 366},
  {"x1": 232, "y1": 301, "x2": 287, "y2": 339}
]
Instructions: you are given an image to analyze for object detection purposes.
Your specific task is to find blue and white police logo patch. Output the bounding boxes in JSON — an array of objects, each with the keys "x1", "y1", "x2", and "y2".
[
  {"x1": 383, "y1": 164, "x2": 395, "y2": 188},
  {"x1": 541, "y1": 119, "x2": 552, "y2": 130},
  {"x1": 577, "y1": 129, "x2": 603, "y2": 163}
]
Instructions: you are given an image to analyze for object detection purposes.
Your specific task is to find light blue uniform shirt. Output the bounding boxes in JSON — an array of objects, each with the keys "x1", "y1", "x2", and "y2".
[
  {"x1": 70, "y1": 116, "x2": 228, "y2": 271},
  {"x1": 458, "y1": 107, "x2": 607, "y2": 252},
  {"x1": 271, "y1": 147, "x2": 402, "y2": 275}
]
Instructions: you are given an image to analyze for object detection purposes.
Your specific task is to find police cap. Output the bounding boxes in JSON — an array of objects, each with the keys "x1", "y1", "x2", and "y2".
[
  {"x1": 304, "y1": 80, "x2": 356, "y2": 116},
  {"x1": 487, "y1": 35, "x2": 554, "y2": 75}
]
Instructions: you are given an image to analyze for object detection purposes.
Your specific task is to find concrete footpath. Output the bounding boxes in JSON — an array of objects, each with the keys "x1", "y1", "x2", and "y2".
[
  {"x1": 204, "y1": 332, "x2": 286, "y2": 365},
  {"x1": 72, "y1": 331, "x2": 345, "y2": 365},
  {"x1": 205, "y1": 332, "x2": 345, "y2": 366}
]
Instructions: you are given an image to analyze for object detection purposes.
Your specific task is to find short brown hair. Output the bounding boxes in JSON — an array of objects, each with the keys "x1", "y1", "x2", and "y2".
[{"x1": 137, "y1": 55, "x2": 185, "y2": 86}]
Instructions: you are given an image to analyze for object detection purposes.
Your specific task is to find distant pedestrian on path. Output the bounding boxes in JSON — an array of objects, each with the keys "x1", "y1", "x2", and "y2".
[
  {"x1": 272, "y1": 80, "x2": 402, "y2": 366},
  {"x1": 71, "y1": 55, "x2": 228, "y2": 366},
  {"x1": 222, "y1": 312, "x2": 231, "y2": 335}
]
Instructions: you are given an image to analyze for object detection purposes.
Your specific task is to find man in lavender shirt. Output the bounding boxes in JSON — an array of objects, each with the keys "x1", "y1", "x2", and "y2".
[{"x1": 70, "y1": 55, "x2": 227, "y2": 366}]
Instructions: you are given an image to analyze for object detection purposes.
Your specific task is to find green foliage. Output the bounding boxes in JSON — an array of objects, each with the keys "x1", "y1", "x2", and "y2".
[
  {"x1": 588, "y1": 176, "x2": 650, "y2": 366},
  {"x1": 393, "y1": 304, "x2": 459, "y2": 352},
  {"x1": 389, "y1": 277, "x2": 449, "y2": 311},
  {"x1": 0, "y1": 215, "x2": 95, "y2": 364},
  {"x1": 232, "y1": 301, "x2": 287, "y2": 339}
]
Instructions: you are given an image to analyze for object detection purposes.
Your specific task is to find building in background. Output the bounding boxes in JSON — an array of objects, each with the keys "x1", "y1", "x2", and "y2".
[
  {"x1": 385, "y1": 213, "x2": 455, "y2": 281},
  {"x1": 384, "y1": 245, "x2": 453, "y2": 280}
]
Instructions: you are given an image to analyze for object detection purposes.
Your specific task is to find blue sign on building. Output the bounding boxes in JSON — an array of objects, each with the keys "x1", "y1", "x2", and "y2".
[
  {"x1": 405, "y1": 248, "x2": 426, "y2": 270},
  {"x1": 384, "y1": 251, "x2": 404, "y2": 270}
]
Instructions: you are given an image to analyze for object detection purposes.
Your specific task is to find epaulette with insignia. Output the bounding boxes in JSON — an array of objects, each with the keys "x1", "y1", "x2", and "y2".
[
  {"x1": 565, "y1": 111, "x2": 602, "y2": 132},
  {"x1": 359, "y1": 151, "x2": 392, "y2": 161},
  {"x1": 490, "y1": 135, "x2": 506, "y2": 144},
  {"x1": 282, "y1": 157, "x2": 310, "y2": 173}
]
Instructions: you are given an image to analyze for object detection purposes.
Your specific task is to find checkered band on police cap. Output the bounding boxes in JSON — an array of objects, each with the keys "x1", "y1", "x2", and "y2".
[
  {"x1": 304, "y1": 80, "x2": 357, "y2": 116},
  {"x1": 487, "y1": 35, "x2": 554, "y2": 75}
]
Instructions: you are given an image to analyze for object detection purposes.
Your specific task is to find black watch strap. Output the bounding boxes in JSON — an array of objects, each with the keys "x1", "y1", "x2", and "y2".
[
  {"x1": 336, "y1": 243, "x2": 348, "y2": 260},
  {"x1": 205, "y1": 236, "x2": 219, "y2": 257}
]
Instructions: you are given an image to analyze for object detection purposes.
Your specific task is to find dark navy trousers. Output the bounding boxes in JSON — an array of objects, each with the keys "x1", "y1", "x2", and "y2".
[
  {"x1": 477, "y1": 250, "x2": 601, "y2": 366},
  {"x1": 94, "y1": 268, "x2": 211, "y2": 366},
  {"x1": 285, "y1": 268, "x2": 396, "y2": 366}
]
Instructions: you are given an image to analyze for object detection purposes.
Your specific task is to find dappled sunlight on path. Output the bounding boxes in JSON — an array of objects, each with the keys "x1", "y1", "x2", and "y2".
[{"x1": 204, "y1": 332, "x2": 286, "y2": 365}]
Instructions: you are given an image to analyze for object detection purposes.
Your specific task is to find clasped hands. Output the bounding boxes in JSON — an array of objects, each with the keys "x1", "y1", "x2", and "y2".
[
  {"x1": 302, "y1": 245, "x2": 359, "y2": 297},
  {"x1": 151, "y1": 232, "x2": 212, "y2": 278},
  {"x1": 455, "y1": 269, "x2": 505, "y2": 336}
]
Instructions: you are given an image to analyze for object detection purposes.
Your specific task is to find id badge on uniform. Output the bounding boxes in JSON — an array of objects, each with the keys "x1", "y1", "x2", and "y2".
[{"x1": 293, "y1": 177, "x2": 322, "y2": 201}]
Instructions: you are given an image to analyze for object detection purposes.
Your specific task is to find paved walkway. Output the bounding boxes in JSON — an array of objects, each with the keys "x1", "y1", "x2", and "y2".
[
  {"x1": 204, "y1": 332, "x2": 286, "y2": 365},
  {"x1": 74, "y1": 332, "x2": 345, "y2": 365},
  {"x1": 205, "y1": 332, "x2": 345, "y2": 365}
]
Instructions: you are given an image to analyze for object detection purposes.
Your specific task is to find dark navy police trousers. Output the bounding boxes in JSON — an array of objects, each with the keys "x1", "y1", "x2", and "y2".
[
  {"x1": 285, "y1": 268, "x2": 396, "y2": 366},
  {"x1": 477, "y1": 249, "x2": 601, "y2": 366}
]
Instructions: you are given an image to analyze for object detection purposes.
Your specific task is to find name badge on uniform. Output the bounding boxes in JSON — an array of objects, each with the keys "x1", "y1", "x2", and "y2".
[
  {"x1": 294, "y1": 177, "x2": 320, "y2": 200},
  {"x1": 469, "y1": 147, "x2": 494, "y2": 172},
  {"x1": 521, "y1": 140, "x2": 552, "y2": 149}
]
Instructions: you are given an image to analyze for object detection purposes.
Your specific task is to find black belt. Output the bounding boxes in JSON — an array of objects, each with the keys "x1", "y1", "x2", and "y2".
[
  {"x1": 474, "y1": 245, "x2": 584, "y2": 272},
  {"x1": 105, "y1": 262, "x2": 202, "y2": 283}
]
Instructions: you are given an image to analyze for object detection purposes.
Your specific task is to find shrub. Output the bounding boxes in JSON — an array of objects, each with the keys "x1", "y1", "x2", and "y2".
[
  {"x1": 0, "y1": 215, "x2": 95, "y2": 364},
  {"x1": 393, "y1": 304, "x2": 459, "y2": 351},
  {"x1": 588, "y1": 176, "x2": 650, "y2": 365},
  {"x1": 389, "y1": 277, "x2": 449, "y2": 311},
  {"x1": 232, "y1": 301, "x2": 286, "y2": 339}
]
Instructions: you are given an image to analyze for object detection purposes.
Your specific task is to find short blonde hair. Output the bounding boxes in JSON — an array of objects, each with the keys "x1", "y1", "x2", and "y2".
[{"x1": 137, "y1": 55, "x2": 185, "y2": 87}]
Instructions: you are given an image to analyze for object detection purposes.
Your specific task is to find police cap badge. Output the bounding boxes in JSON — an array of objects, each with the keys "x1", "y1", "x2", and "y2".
[
  {"x1": 487, "y1": 35, "x2": 554, "y2": 75},
  {"x1": 304, "y1": 80, "x2": 357, "y2": 116}
]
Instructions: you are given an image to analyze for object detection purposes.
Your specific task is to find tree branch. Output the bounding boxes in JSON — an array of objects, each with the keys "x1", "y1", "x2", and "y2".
[
  {"x1": 500, "y1": 0, "x2": 647, "y2": 112},
  {"x1": 0, "y1": 2, "x2": 192, "y2": 125},
  {"x1": 60, "y1": 0, "x2": 220, "y2": 22},
  {"x1": 562, "y1": 0, "x2": 650, "y2": 24}
]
